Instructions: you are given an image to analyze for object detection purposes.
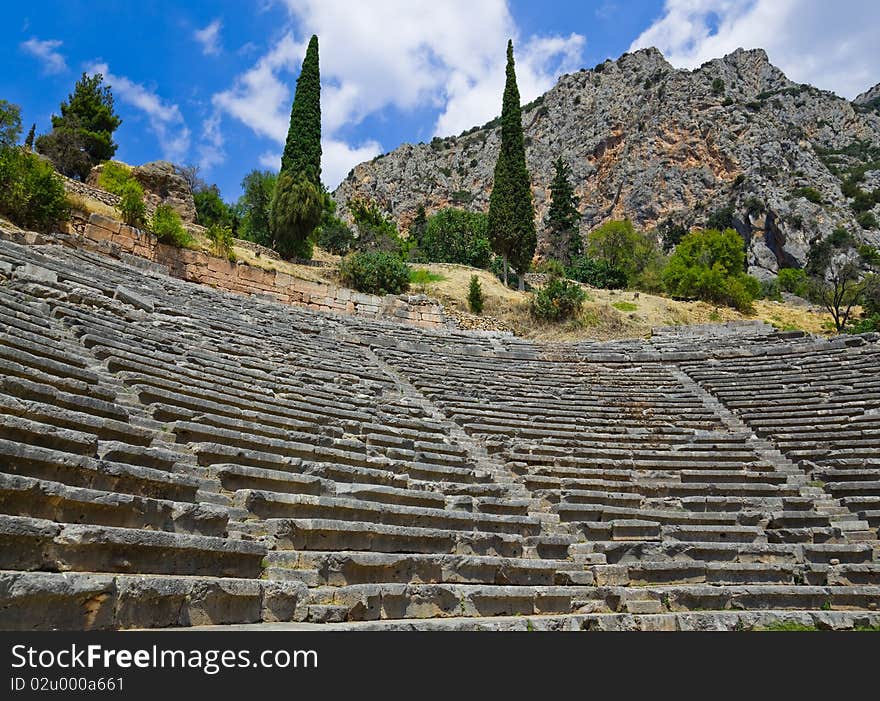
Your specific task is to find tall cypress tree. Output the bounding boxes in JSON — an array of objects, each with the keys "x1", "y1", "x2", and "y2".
[
  {"x1": 281, "y1": 34, "x2": 321, "y2": 186},
  {"x1": 546, "y1": 157, "x2": 581, "y2": 265},
  {"x1": 487, "y1": 40, "x2": 536, "y2": 289},
  {"x1": 272, "y1": 35, "x2": 323, "y2": 259}
]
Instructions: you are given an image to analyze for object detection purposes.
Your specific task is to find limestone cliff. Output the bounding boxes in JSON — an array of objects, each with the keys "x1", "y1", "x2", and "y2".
[{"x1": 332, "y1": 48, "x2": 880, "y2": 277}]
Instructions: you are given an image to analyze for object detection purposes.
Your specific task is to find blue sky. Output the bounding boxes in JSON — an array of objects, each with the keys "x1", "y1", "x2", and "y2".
[{"x1": 2, "y1": 1, "x2": 878, "y2": 202}]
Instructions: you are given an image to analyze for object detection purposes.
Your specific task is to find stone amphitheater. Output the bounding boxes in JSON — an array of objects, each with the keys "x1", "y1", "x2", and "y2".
[{"x1": 1, "y1": 234, "x2": 879, "y2": 631}]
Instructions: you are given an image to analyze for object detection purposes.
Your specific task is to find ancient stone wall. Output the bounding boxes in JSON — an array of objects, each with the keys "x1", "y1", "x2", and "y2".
[{"x1": 81, "y1": 213, "x2": 450, "y2": 328}]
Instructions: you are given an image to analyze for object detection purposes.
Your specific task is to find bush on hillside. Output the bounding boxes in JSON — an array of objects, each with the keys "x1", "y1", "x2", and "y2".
[
  {"x1": 350, "y1": 198, "x2": 406, "y2": 257},
  {"x1": 150, "y1": 204, "x2": 193, "y2": 248},
  {"x1": 194, "y1": 185, "x2": 236, "y2": 230},
  {"x1": 777, "y1": 267, "x2": 809, "y2": 296},
  {"x1": 0, "y1": 147, "x2": 69, "y2": 232},
  {"x1": 530, "y1": 277, "x2": 586, "y2": 322},
  {"x1": 421, "y1": 208, "x2": 492, "y2": 268},
  {"x1": 585, "y1": 219, "x2": 661, "y2": 285},
  {"x1": 566, "y1": 256, "x2": 627, "y2": 289},
  {"x1": 97, "y1": 161, "x2": 134, "y2": 195},
  {"x1": 118, "y1": 179, "x2": 147, "y2": 228},
  {"x1": 207, "y1": 224, "x2": 236, "y2": 262},
  {"x1": 339, "y1": 250, "x2": 410, "y2": 296},
  {"x1": 316, "y1": 215, "x2": 355, "y2": 255},
  {"x1": 662, "y1": 228, "x2": 761, "y2": 312}
]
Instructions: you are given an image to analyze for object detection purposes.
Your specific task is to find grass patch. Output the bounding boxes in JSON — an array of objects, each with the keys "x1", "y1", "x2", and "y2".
[
  {"x1": 808, "y1": 480, "x2": 826, "y2": 489},
  {"x1": 612, "y1": 301, "x2": 638, "y2": 313},
  {"x1": 409, "y1": 268, "x2": 446, "y2": 285},
  {"x1": 760, "y1": 622, "x2": 820, "y2": 632}
]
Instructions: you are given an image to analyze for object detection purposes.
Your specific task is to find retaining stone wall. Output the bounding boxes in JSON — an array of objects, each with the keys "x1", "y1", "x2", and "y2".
[{"x1": 82, "y1": 213, "x2": 450, "y2": 329}]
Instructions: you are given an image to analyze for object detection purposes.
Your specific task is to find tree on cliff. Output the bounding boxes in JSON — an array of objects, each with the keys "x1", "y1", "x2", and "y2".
[
  {"x1": 546, "y1": 158, "x2": 581, "y2": 265},
  {"x1": 271, "y1": 34, "x2": 324, "y2": 259},
  {"x1": 487, "y1": 40, "x2": 536, "y2": 290},
  {"x1": 36, "y1": 72, "x2": 122, "y2": 180}
]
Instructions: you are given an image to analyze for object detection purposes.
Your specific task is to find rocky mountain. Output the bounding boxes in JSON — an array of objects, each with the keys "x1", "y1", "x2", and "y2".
[{"x1": 332, "y1": 48, "x2": 880, "y2": 277}]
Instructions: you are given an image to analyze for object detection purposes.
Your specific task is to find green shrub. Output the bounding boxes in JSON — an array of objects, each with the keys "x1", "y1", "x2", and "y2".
[
  {"x1": 97, "y1": 161, "x2": 134, "y2": 195},
  {"x1": 793, "y1": 186, "x2": 823, "y2": 204},
  {"x1": 706, "y1": 205, "x2": 736, "y2": 231},
  {"x1": 585, "y1": 219, "x2": 660, "y2": 285},
  {"x1": 206, "y1": 224, "x2": 236, "y2": 262},
  {"x1": 150, "y1": 204, "x2": 193, "y2": 247},
  {"x1": 777, "y1": 268, "x2": 809, "y2": 296},
  {"x1": 350, "y1": 198, "x2": 406, "y2": 257},
  {"x1": 0, "y1": 147, "x2": 69, "y2": 232},
  {"x1": 711, "y1": 77, "x2": 725, "y2": 96},
  {"x1": 194, "y1": 186, "x2": 235, "y2": 229},
  {"x1": 467, "y1": 275, "x2": 484, "y2": 314},
  {"x1": 662, "y1": 228, "x2": 760, "y2": 312},
  {"x1": 567, "y1": 256, "x2": 627, "y2": 289},
  {"x1": 236, "y1": 170, "x2": 277, "y2": 247},
  {"x1": 760, "y1": 277, "x2": 782, "y2": 301},
  {"x1": 316, "y1": 216, "x2": 355, "y2": 255},
  {"x1": 856, "y1": 211, "x2": 878, "y2": 230},
  {"x1": 118, "y1": 180, "x2": 146, "y2": 228},
  {"x1": 339, "y1": 251, "x2": 410, "y2": 295},
  {"x1": 530, "y1": 278, "x2": 586, "y2": 322},
  {"x1": 421, "y1": 208, "x2": 492, "y2": 268}
]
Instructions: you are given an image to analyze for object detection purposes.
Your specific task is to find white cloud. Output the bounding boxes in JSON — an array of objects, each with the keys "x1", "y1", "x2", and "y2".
[
  {"x1": 194, "y1": 18, "x2": 223, "y2": 56},
  {"x1": 198, "y1": 112, "x2": 225, "y2": 171},
  {"x1": 630, "y1": 0, "x2": 880, "y2": 99},
  {"x1": 322, "y1": 138, "x2": 382, "y2": 188},
  {"x1": 20, "y1": 37, "x2": 67, "y2": 75},
  {"x1": 212, "y1": 0, "x2": 585, "y2": 189},
  {"x1": 88, "y1": 62, "x2": 191, "y2": 162}
]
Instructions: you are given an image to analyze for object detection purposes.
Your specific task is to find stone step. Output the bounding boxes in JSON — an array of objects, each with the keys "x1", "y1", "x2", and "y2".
[
  {"x1": 0, "y1": 473, "x2": 227, "y2": 536},
  {"x1": 0, "y1": 515, "x2": 265, "y2": 577},
  {"x1": 234, "y1": 491, "x2": 540, "y2": 536},
  {"x1": 264, "y1": 551, "x2": 563, "y2": 587},
  {"x1": 595, "y1": 540, "x2": 806, "y2": 565},
  {"x1": 256, "y1": 518, "x2": 527, "y2": 557},
  {"x1": 304, "y1": 583, "x2": 605, "y2": 621},
  {"x1": 557, "y1": 503, "x2": 748, "y2": 527},
  {"x1": 0, "y1": 570, "x2": 309, "y2": 630},
  {"x1": 0, "y1": 439, "x2": 199, "y2": 502},
  {"x1": 0, "y1": 393, "x2": 153, "y2": 446},
  {"x1": 662, "y1": 525, "x2": 767, "y2": 544}
]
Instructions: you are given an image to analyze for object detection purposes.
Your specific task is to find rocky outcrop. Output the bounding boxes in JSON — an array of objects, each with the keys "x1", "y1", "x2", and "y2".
[
  {"x1": 333, "y1": 47, "x2": 880, "y2": 277},
  {"x1": 131, "y1": 161, "x2": 197, "y2": 224},
  {"x1": 855, "y1": 82, "x2": 880, "y2": 109}
]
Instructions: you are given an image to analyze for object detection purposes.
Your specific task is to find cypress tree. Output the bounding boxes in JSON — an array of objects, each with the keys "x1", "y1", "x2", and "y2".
[
  {"x1": 410, "y1": 204, "x2": 427, "y2": 249},
  {"x1": 546, "y1": 157, "x2": 581, "y2": 265},
  {"x1": 272, "y1": 35, "x2": 323, "y2": 259},
  {"x1": 281, "y1": 34, "x2": 322, "y2": 186},
  {"x1": 24, "y1": 124, "x2": 36, "y2": 152},
  {"x1": 487, "y1": 40, "x2": 536, "y2": 290}
]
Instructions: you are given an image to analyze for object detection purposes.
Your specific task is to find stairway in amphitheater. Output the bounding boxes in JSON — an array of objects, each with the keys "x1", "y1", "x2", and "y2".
[{"x1": 1, "y1": 237, "x2": 878, "y2": 630}]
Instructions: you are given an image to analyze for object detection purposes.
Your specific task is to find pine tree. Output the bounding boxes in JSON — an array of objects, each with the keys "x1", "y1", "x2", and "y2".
[
  {"x1": 36, "y1": 72, "x2": 121, "y2": 180},
  {"x1": 273, "y1": 35, "x2": 323, "y2": 260},
  {"x1": 24, "y1": 124, "x2": 36, "y2": 152},
  {"x1": 487, "y1": 40, "x2": 536, "y2": 290},
  {"x1": 281, "y1": 35, "x2": 322, "y2": 186},
  {"x1": 546, "y1": 158, "x2": 581, "y2": 265}
]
